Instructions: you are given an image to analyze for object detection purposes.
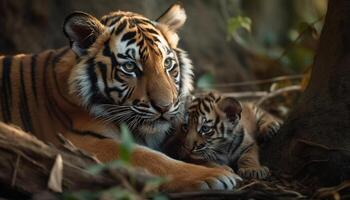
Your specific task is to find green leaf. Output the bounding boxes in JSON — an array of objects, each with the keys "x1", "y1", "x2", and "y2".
[
  {"x1": 227, "y1": 16, "x2": 252, "y2": 36},
  {"x1": 86, "y1": 160, "x2": 128, "y2": 175},
  {"x1": 143, "y1": 177, "x2": 169, "y2": 194},
  {"x1": 196, "y1": 73, "x2": 214, "y2": 90},
  {"x1": 100, "y1": 187, "x2": 137, "y2": 200},
  {"x1": 63, "y1": 187, "x2": 138, "y2": 200},
  {"x1": 62, "y1": 190, "x2": 99, "y2": 200},
  {"x1": 85, "y1": 163, "x2": 106, "y2": 175},
  {"x1": 119, "y1": 123, "x2": 135, "y2": 164}
]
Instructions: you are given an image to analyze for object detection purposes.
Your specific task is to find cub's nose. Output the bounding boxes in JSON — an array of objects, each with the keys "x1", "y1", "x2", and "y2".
[
  {"x1": 194, "y1": 143, "x2": 206, "y2": 152},
  {"x1": 151, "y1": 100, "x2": 172, "y2": 113}
]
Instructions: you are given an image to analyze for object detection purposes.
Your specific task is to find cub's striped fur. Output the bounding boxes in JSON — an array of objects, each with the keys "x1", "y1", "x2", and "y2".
[
  {"x1": 165, "y1": 92, "x2": 281, "y2": 179},
  {"x1": 0, "y1": 4, "x2": 241, "y2": 191}
]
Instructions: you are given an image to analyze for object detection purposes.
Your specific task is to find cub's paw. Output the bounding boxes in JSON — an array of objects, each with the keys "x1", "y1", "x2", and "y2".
[
  {"x1": 258, "y1": 121, "x2": 281, "y2": 143},
  {"x1": 162, "y1": 164, "x2": 242, "y2": 192},
  {"x1": 238, "y1": 166, "x2": 270, "y2": 179}
]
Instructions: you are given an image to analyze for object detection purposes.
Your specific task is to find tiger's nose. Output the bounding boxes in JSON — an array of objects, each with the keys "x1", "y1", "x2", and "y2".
[{"x1": 151, "y1": 100, "x2": 172, "y2": 114}]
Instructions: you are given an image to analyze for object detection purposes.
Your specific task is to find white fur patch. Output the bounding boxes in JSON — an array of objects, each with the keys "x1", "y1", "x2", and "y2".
[{"x1": 176, "y1": 48, "x2": 194, "y2": 96}]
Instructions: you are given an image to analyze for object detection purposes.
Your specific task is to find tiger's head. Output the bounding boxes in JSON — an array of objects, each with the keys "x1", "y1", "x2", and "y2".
[
  {"x1": 178, "y1": 93, "x2": 244, "y2": 163},
  {"x1": 64, "y1": 4, "x2": 193, "y2": 138}
]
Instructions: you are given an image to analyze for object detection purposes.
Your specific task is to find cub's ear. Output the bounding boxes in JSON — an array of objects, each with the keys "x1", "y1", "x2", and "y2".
[
  {"x1": 218, "y1": 97, "x2": 242, "y2": 122},
  {"x1": 156, "y1": 3, "x2": 187, "y2": 47},
  {"x1": 63, "y1": 11, "x2": 106, "y2": 55}
]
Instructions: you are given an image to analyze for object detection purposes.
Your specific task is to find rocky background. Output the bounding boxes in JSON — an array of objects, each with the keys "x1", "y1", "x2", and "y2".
[{"x1": 0, "y1": 0, "x2": 326, "y2": 85}]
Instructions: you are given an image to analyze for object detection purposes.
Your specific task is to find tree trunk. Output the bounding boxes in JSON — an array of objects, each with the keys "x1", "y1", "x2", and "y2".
[{"x1": 262, "y1": 0, "x2": 350, "y2": 189}]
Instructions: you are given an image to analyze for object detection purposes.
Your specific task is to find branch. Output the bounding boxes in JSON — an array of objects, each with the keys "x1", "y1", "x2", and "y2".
[
  {"x1": 0, "y1": 122, "x2": 156, "y2": 197},
  {"x1": 256, "y1": 85, "x2": 302, "y2": 106},
  {"x1": 204, "y1": 74, "x2": 303, "y2": 88}
]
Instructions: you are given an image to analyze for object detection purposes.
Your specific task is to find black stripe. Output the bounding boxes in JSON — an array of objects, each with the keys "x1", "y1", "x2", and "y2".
[
  {"x1": 121, "y1": 31, "x2": 136, "y2": 42},
  {"x1": 126, "y1": 49, "x2": 136, "y2": 59},
  {"x1": 1, "y1": 56, "x2": 12, "y2": 123},
  {"x1": 136, "y1": 18, "x2": 154, "y2": 26},
  {"x1": 203, "y1": 101, "x2": 211, "y2": 113},
  {"x1": 72, "y1": 129, "x2": 108, "y2": 139},
  {"x1": 116, "y1": 53, "x2": 130, "y2": 60},
  {"x1": 145, "y1": 28, "x2": 159, "y2": 35},
  {"x1": 87, "y1": 59, "x2": 111, "y2": 105},
  {"x1": 43, "y1": 52, "x2": 54, "y2": 121},
  {"x1": 47, "y1": 52, "x2": 73, "y2": 130},
  {"x1": 114, "y1": 20, "x2": 127, "y2": 35},
  {"x1": 198, "y1": 107, "x2": 205, "y2": 116},
  {"x1": 126, "y1": 39, "x2": 136, "y2": 46},
  {"x1": 31, "y1": 54, "x2": 38, "y2": 103},
  {"x1": 44, "y1": 50, "x2": 74, "y2": 131},
  {"x1": 97, "y1": 62, "x2": 114, "y2": 103},
  {"x1": 219, "y1": 122, "x2": 224, "y2": 134},
  {"x1": 228, "y1": 128, "x2": 245, "y2": 156},
  {"x1": 52, "y1": 48, "x2": 76, "y2": 107},
  {"x1": 103, "y1": 39, "x2": 118, "y2": 68},
  {"x1": 19, "y1": 61, "x2": 33, "y2": 132},
  {"x1": 121, "y1": 87, "x2": 134, "y2": 104},
  {"x1": 107, "y1": 15, "x2": 121, "y2": 26}
]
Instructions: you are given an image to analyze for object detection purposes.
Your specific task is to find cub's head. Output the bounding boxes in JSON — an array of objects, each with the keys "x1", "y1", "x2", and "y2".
[
  {"x1": 178, "y1": 92, "x2": 243, "y2": 162},
  {"x1": 64, "y1": 3, "x2": 193, "y2": 137}
]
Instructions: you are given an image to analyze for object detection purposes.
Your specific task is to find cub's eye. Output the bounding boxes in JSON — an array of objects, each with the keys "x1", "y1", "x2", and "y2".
[
  {"x1": 182, "y1": 124, "x2": 188, "y2": 132},
  {"x1": 200, "y1": 125, "x2": 212, "y2": 134},
  {"x1": 164, "y1": 58, "x2": 173, "y2": 69},
  {"x1": 121, "y1": 61, "x2": 137, "y2": 73}
]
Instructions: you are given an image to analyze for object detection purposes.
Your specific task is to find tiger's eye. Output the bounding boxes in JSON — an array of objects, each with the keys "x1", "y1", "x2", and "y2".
[
  {"x1": 182, "y1": 124, "x2": 188, "y2": 132},
  {"x1": 121, "y1": 61, "x2": 136, "y2": 73},
  {"x1": 200, "y1": 125, "x2": 211, "y2": 133},
  {"x1": 164, "y1": 58, "x2": 173, "y2": 69}
]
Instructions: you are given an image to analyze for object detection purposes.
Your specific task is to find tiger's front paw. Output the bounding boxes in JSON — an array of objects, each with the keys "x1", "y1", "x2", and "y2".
[
  {"x1": 162, "y1": 164, "x2": 242, "y2": 192},
  {"x1": 238, "y1": 166, "x2": 270, "y2": 179}
]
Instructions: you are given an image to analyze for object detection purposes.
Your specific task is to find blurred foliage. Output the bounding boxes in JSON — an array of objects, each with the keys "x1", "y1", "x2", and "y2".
[
  {"x1": 62, "y1": 187, "x2": 139, "y2": 200},
  {"x1": 86, "y1": 123, "x2": 134, "y2": 175},
  {"x1": 119, "y1": 123, "x2": 135, "y2": 163},
  {"x1": 227, "y1": 16, "x2": 252, "y2": 39},
  {"x1": 223, "y1": 0, "x2": 326, "y2": 77},
  {"x1": 65, "y1": 125, "x2": 168, "y2": 200},
  {"x1": 196, "y1": 73, "x2": 214, "y2": 90},
  {"x1": 0, "y1": 0, "x2": 328, "y2": 86},
  {"x1": 208, "y1": 0, "x2": 327, "y2": 119}
]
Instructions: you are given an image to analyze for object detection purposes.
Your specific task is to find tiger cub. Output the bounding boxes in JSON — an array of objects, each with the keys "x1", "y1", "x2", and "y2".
[{"x1": 164, "y1": 92, "x2": 281, "y2": 179}]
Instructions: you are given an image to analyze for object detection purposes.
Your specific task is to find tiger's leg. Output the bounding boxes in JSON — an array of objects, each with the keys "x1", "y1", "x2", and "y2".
[
  {"x1": 237, "y1": 144, "x2": 270, "y2": 179},
  {"x1": 64, "y1": 132, "x2": 242, "y2": 192},
  {"x1": 256, "y1": 108, "x2": 282, "y2": 144}
]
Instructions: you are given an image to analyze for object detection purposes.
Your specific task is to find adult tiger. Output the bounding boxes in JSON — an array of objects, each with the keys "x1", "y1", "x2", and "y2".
[{"x1": 0, "y1": 3, "x2": 240, "y2": 191}]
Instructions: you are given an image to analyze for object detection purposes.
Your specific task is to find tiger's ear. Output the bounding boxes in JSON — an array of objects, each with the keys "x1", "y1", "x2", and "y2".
[
  {"x1": 156, "y1": 3, "x2": 187, "y2": 47},
  {"x1": 157, "y1": 2, "x2": 186, "y2": 31},
  {"x1": 218, "y1": 97, "x2": 242, "y2": 122},
  {"x1": 63, "y1": 11, "x2": 106, "y2": 55}
]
